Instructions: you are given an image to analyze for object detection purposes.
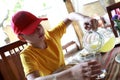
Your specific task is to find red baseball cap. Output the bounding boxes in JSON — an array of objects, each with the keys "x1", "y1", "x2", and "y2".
[{"x1": 11, "y1": 11, "x2": 48, "y2": 35}]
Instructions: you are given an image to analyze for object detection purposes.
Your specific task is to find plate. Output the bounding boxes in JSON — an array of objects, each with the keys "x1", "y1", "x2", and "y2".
[{"x1": 115, "y1": 53, "x2": 120, "y2": 63}]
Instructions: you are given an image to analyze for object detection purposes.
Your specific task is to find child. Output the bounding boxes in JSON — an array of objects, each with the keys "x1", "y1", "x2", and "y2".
[{"x1": 11, "y1": 11, "x2": 101, "y2": 80}]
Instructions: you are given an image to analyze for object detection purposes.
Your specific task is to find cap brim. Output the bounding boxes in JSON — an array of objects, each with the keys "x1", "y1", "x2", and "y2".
[{"x1": 21, "y1": 18, "x2": 48, "y2": 35}]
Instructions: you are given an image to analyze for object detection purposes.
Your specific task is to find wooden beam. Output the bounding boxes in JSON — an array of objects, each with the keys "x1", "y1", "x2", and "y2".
[{"x1": 63, "y1": 0, "x2": 83, "y2": 49}]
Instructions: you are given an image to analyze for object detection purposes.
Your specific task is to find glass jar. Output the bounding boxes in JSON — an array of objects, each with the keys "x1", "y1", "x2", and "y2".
[{"x1": 83, "y1": 30, "x2": 103, "y2": 53}]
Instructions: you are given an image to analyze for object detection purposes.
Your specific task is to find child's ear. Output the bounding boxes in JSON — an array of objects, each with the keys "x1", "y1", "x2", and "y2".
[{"x1": 17, "y1": 35, "x2": 26, "y2": 42}]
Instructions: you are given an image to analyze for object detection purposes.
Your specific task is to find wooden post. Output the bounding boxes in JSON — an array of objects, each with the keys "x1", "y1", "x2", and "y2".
[{"x1": 63, "y1": 0, "x2": 83, "y2": 49}]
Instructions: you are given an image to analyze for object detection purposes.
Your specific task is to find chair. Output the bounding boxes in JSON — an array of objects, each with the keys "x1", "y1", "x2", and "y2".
[
  {"x1": 62, "y1": 41, "x2": 80, "y2": 58},
  {"x1": 106, "y1": 2, "x2": 120, "y2": 37},
  {"x1": 0, "y1": 40, "x2": 27, "y2": 80}
]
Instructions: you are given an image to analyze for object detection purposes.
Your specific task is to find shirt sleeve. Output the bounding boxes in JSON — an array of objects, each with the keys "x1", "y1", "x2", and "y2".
[{"x1": 50, "y1": 21, "x2": 67, "y2": 39}]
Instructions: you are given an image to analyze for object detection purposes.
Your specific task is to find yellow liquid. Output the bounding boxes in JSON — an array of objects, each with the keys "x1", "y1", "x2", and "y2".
[
  {"x1": 91, "y1": 45, "x2": 97, "y2": 49},
  {"x1": 99, "y1": 37, "x2": 115, "y2": 52},
  {"x1": 90, "y1": 42, "x2": 100, "y2": 50}
]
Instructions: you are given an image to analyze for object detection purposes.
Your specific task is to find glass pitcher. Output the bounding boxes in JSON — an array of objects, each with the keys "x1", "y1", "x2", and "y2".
[{"x1": 83, "y1": 28, "x2": 116, "y2": 53}]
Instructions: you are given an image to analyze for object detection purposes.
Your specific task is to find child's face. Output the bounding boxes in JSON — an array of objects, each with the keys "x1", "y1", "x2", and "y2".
[{"x1": 21, "y1": 24, "x2": 45, "y2": 44}]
